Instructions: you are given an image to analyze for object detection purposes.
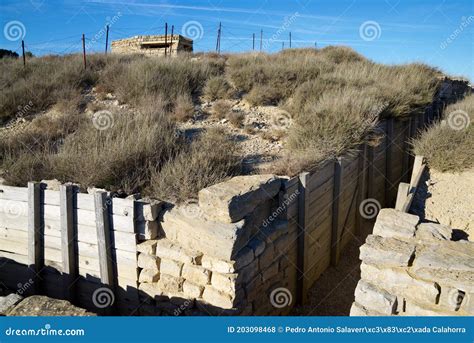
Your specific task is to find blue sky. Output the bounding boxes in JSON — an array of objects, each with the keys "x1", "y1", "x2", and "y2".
[{"x1": 1, "y1": 0, "x2": 473, "y2": 80}]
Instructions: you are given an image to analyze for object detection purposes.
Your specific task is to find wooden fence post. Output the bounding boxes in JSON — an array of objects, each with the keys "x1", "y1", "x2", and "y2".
[
  {"x1": 28, "y1": 181, "x2": 43, "y2": 294},
  {"x1": 385, "y1": 118, "x2": 394, "y2": 207},
  {"x1": 296, "y1": 172, "x2": 309, "y2": 305},
  {"x1": 60, "y1": 184, "x2": 77, "y2": 302},
  {"x1": 355, "y1": 144, "x2": 368, "y2": 236},
  {"x1": 330, "y1": 158, "x2": 343, "y2": 267},
  {"x1": 94, "y1": 192, "x2": 115, "y2": 286}
]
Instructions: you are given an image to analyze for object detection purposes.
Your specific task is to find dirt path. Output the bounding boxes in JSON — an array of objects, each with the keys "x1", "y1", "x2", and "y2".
[{"x1": 291, "y1": 236, "x2": 364, "y2": 316}]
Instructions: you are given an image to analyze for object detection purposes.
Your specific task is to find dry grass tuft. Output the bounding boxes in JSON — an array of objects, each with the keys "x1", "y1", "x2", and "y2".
[
  {"x1": 203, "y1": 76, "x2": 233, "y2": 101},
  {"x1": 227, "y1": 111, "x2": 245, "y2": 128},
  {"x1": 173, "y1": 94, "x2": 195, "y2": 122},
  {"x1": 148, "y1": 128, "x2": 241, "y2": 202},
  {"x1": 413, "y1": 94, "x2": 474, "y2": 173},
  {"x1": 212, "y1": 100, "x2": 232, "y2": 119}
]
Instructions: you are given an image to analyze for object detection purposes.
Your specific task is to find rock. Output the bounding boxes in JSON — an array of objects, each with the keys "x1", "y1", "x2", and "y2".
[
  {"x1": 198, "y1": 174, "x2": 281, "y2": 223},
  {"x1": 138, "y1": 283, "x2": 164, "y2": 299},
  {"x1": 7, "y1": 296, "x2": 94, "y2": 316},
  {"x1": 412, "y1": 241, "x2": 474, "y2": 292},
  {"x1": 182, "y1": 281, "x2": 204, "y2": 299},
  {"x1": 211, "y1": 273, "x2": 238, "y2": 294},
  {"x1": 401, "y1": 301, "x2": 455, "y2": 316},
  {"x1": 201, "y1": 256, "x2": 236, "y2": 274},
  {"x1": 202, "y1": 286, "x2": 234, "y2": 309},
  {"x1": 139, "y1": 269, "x2": 160, "y2": 283},
  {"x1": 137, "y1": 253, "x2": 160, "y2": 269},
  {"x1": 360, "y1": 235, "x2": 416, "y2": 267},
  {"x1": 160, "y1": 258, "x2": 183, "y2": 277},
  {"x1": 158, "y1": 274, "x2": 184, "y2": 292},
  {"x1": 161, "y1": 208, "x2": 247, "y2": 260},
  {"x1": 0, "y1": 293, "x2": 23, "y2": 315},
  {"x1": 349, "y1": 302, "x2": 385, "y2": 316},
  {"x1": 182, "y1": 265, "x2": 211, "y2": 285},
  {"x1": 247, "y1": 237, "x2": 266, "y2": 257},
  {"x1": 234, "y1": 247, "x2": 254, "y2": 270},
  {"x1": 354, "y1": 280, "x2": 398, "y2": 315},
  {"x1": 137, "y1": 240, "x2": 157, "y2": 255},
  {"x1": 137, "y1": 200, "x2": 164, "y2": 221},
  {"x1": 155, "y1": 239, "x2": 202, "y2": 265},
  {"x1": 360, "y1": 263, "x2": 440, "y2": 306},
  {"x1": 137, "y1": 220, "x2": 158, "y2": 240},
  {"x1": 415, "y1": 222, "x2": 452, "y2": 242},
  {"x1": 372, "y1": 209, "x2": 419, "y2": 240}
]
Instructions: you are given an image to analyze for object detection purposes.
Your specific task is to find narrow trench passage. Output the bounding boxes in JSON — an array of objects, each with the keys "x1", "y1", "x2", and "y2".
[{"x1": 291, "y1": 236, "x2": 365, "y2": 316}]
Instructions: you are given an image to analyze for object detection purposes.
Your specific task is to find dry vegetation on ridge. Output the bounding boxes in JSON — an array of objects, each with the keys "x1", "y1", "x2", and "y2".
[{"x1": 0, "y1": 47, "x2": 444, "y2": 201}]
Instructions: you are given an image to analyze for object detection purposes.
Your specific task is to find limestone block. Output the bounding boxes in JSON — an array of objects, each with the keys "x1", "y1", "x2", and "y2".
[
  {"x1": 182, "y1": 264, "x2": 211, "y2": 285},
  {"x1": 137, "y1": 199, "x2": 164, "y2": 221},
  {"x1": 161, "y1": 208, "x2": 248, "y2": 260},
  {"x1": 0, "y1": 293, "x2": 23, "y2": 315},
  {"x1": 258, "y1": 220, "x2": 288, "y2": 243},
  {"x1": 234, "y1": 247, "x2": 254, "y2": 270},
  {"x1": 198, "y1": 174, "x2": 281, "y2": 223},
  {"x1": 412, "y1": 241, "x2": 474, "y2": 292},
  {"x1": 138, "y1": 282, "x2": 164, "y2": 299},
  {"x1": 360, "y1": 263, "x2": 440, "y2": 305},
  {"x1": 211, "y1": 273, "x2": 238, "y2": 294},
  {"x1": 372, "y1": 209, "x2": 419, "y2": 240},
  {"x1": 158, "y1": 274, "x2": 184, "y2": 292},
  {"x1": 137, "y1": 240, "x2": 157, "y2": 255},
  {"x1": 360, "y1": 235, "x2": 416, "y2": 267},
  {"x1": 183, "y1": 281, "x2": 204, "y2": 299},
  {"x1": 415, "y1": 222, "x2": 452, "y2": 242},
  {"x1": 244, "y1": 274, "x2": 263, "y2": 302},
  {"x1": 202, "y1": 286, "x2": 234, "y2": 309},
  {"x1": 259, "y1": 243, "x2": 275, "y2": 270},
  {"x1": 239, "y1": 259, "x2": 259, "y2": 285},
  {"x1": 138, "y1": 220, "x2": 158, "y2": 240},
  {"x1": 155, "y1": 239, "x2": 202, "y2": 265},
  {"x1": 6, "y1": 295, "x2": 94, "y2": 316},
  {"x1": 160, "y1": 258, "x2": 183, "y2": 277},
  {"x1": 402, "y1": 301, "x2": 457, "y2": 316},
  {"x1": 137, "y1": 253, "x2": 160, "y2": 269},
  {"x1": 201, "y1": 255, "x2": 236, "y2": 274},
  {"x1": 247, "y1": 237, "x2": 266, "y2": 257},
  {"x1": 354, "y1": 280, "x2": 398, "y2": 315},
  {"x1": 139, "y1": 268, "x2": 160, "y2": 283},
  {"x1": 349, "y1": 302, "x2": 385, "y2": 316}
]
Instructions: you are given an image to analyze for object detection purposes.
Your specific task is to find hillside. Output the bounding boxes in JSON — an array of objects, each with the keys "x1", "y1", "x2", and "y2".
[{"x1": 0, "y1": 47, "x2": 443, "y2": 201}]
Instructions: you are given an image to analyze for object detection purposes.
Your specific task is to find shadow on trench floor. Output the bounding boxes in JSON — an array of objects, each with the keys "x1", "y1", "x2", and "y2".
[{"x1": 290, "y1": 236, "x2": 366, "y2": 316}]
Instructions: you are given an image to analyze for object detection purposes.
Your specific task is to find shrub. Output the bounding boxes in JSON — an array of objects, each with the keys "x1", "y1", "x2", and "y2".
[
  {"x1": 412, "y1": 94, "x2": 474, "y2": 172},
  {"x1": 227, "y1": 111, "x2": 244, "y2": 128},
  {"x1": 148, "y1": 128, "x2": 241, "y2": 202},
  {"x1": 173, "y1": 94, "x2": 195, "y2": 122},
  {"x1": 203, "y1": 76, "x2": 233, "y2": 101},
  {"x1": 212, "y1": 100, "x2": 232, "y2": 119},
  {"x1": 245, "y1": 84, "x2": 283, "y2": 106}
]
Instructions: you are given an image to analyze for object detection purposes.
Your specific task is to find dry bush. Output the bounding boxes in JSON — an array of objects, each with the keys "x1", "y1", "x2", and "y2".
[
  {"x1": 148, "y1": 128, "x2": 241, "y2": 202},
  {"x1": 260, "y1": 129, "x2": 286, "y2": 142},
  {"x1": 173, "y1": 94, "x2": 195, "y2": 122},
  {"x1": 0, "y1": 54, "x2": 105, "y2": 124},
  {"x1": 227, "y1": 111, "x2": 244, "y2": 128},
  {"x1": 203, "y1": 76, "x2": 233, "y2": 101},
  {"x1": 212, "y1": 100, "x2": 232, "y2": 119},
  {"x1": 97, "y1": 55, "x2": 222, "y2": 107},
  {"x1": 245, "y1": 84, "x2": 283, "y2": 106},
  {"x1": 51, "y1": 100, "x2": 181, "y2": 193},
  {"x1": 413, "y1": 94, "x2": 474, "y2": 172},
  {"x1": 286, "y1": 87, "x2": 380, "y2": 172}
]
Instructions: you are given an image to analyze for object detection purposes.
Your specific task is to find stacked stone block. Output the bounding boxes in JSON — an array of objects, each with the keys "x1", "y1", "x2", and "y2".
[
  {"x1": 136, "y1": 175, "x2": 296, "y2": 315},
  {"x1": 351, "y1": 208, "x2": 474, "y2": 316}
]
